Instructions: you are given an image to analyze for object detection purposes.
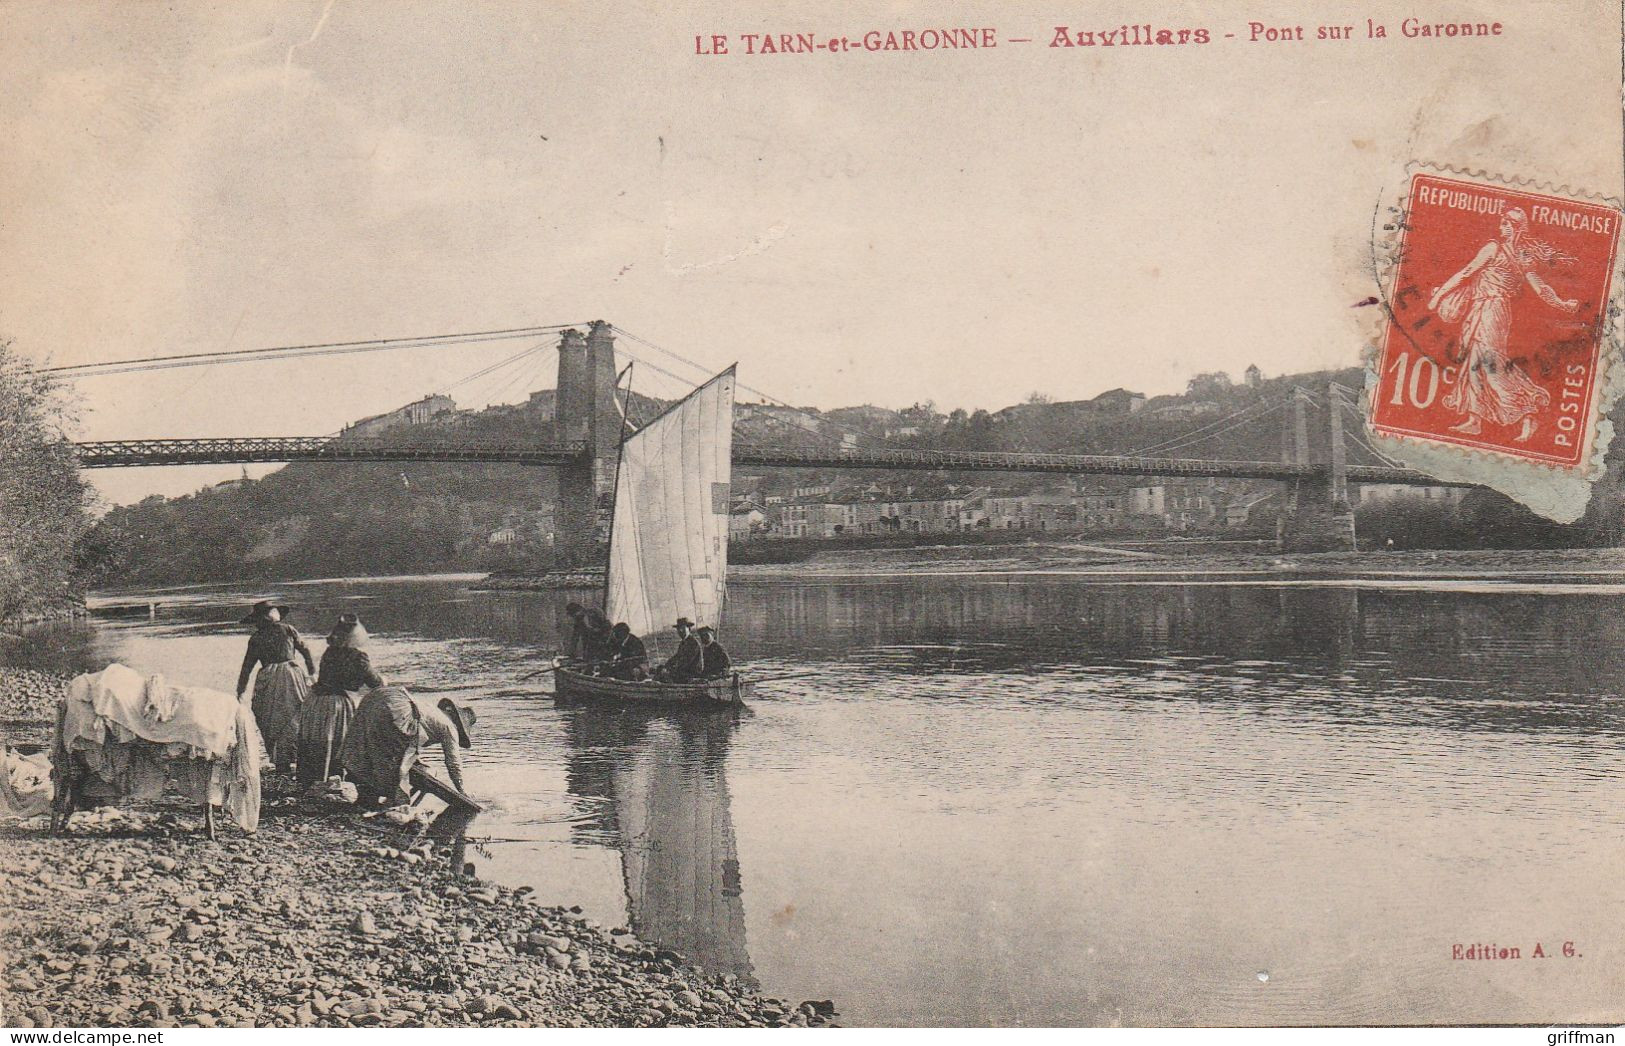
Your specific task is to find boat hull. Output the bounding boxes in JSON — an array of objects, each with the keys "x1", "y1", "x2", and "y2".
[{"x1": 553, "y1": 665, "x2": 751, "y2": 707}]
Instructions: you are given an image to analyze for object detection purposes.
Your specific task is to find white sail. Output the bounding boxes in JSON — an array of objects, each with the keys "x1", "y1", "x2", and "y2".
[{"x1": 605, "y1": 366, "x2": 736, "y2": 641}]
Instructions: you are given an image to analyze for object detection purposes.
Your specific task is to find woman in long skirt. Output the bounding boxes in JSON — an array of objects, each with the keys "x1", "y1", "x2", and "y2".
[
  {"x1": 235, "y1": 601, "x2": 315, "y2": 773},
  {"x1": 297, "y1": 613, "x2": 385, "y2": 788},
  {"x1": 343, "y1": 685, "x2": 474, "y2": 808}
]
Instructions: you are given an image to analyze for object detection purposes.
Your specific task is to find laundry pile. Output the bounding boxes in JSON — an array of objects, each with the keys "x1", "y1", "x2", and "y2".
[
  {"x1": 54, "y1": 664, "x2": 262, "y2": 832},
  {"x1": 0, "y1": 745, "x2": 51, "y2": 819}
]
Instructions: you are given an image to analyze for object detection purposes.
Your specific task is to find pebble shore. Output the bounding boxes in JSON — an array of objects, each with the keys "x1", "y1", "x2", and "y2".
[
  {"x1": 0, "y1": 666, "x2": 71, "y2": 730},
  {"x1": 0, "y1": 782, "x2": 836, "y2": 1028}
]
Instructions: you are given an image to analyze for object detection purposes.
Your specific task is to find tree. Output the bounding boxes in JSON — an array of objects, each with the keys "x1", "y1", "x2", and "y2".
[
  {"x1": 0, "y1": 340, "x2": 94, "y2": 623},
  {"x1": 1186, "y1": 371, "x2": 1233, "y2": 398}
]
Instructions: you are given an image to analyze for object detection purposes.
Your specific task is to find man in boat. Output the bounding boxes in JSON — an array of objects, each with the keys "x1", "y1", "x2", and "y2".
[
  {"x1": 563, "y1": 602, "x2": 613, "y2": 664},
  {"x1": 343, "y1": 685, "x2": 475, "y2": 808},
  {"x1": 235, "y1": 601, "x2": 315, "y2": 773},
  {"x1": 603, "y1": 623, "x2": 649, "y2": 680},
  {"x1": 652, "y1": 617, "x2": 704, "y2": 683},
  {"x1": 696, "y1": 626, "x2": 734, "y2": 680}
]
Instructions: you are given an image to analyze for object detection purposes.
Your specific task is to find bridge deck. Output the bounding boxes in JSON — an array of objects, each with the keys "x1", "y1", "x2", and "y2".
[{"x1": 70, "y1": 436, "x2": 1451, "y2": 486}]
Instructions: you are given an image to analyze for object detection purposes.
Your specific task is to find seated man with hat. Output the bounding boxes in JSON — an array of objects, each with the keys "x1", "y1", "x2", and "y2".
[
  {"x1": 603, "y1": 623, "x2": 649, "y2": 681},
  {"x1": 652, "y1": 617, "x2": 704, "y2": 684},
  {"x1": 696, "y1": 626, "x2": 733, "y2": 680}
]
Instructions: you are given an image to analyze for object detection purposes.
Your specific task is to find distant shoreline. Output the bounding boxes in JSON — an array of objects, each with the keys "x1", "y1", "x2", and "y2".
[
  {"x1": 86, "y1": 544, "x2": 1625, "y2": 603},
  {"x1": 730, "y1": 544, "x2": 1625, "y2": 581}
]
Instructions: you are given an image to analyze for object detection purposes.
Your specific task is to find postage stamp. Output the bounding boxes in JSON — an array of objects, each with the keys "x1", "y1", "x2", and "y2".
[{"x1": 1366, "y1": 169, "x2": 1624, "y2": 520}]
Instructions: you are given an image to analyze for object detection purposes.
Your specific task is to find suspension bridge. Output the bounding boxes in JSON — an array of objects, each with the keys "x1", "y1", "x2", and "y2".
[
  {"x1": 52, "y1": 319, "x2": 1460, "y2": 554},
  {"x1": 71, "y1": 435, "x2": 1434, "y2": 484}
]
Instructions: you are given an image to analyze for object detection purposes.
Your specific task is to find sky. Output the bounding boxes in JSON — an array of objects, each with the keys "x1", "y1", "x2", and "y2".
[{"x1": 1, "y1": 0, "x2": 1619, "y2": 504}]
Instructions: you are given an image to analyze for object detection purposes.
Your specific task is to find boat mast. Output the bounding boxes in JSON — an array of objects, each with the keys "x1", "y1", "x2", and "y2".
[{"x1": 600, "y1": 361, "x2": 635, "y2": 616}]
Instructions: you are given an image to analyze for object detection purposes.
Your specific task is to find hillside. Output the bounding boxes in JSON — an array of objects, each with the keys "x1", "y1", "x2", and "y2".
[{"x1": 86, "y1": 366, "x2": 1625, "y2": 585}]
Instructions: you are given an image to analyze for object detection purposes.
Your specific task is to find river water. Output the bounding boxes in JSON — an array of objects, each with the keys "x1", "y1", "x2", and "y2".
[{"x1": 66, "y1": 573, "x2": 1625, "y2": 1026}]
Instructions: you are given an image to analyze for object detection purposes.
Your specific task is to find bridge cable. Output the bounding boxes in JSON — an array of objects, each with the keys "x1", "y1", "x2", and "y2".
[
  {"x1": 1128, "y1": 396, "x2": 1288, "y2": 455},
  {"x1": 1128, "y1": 395, "x2": 1287, "y2": 454},
  {"x1": 43, "y1": 323, "x2": 588, "y2": 377},
  {"x1": 611, "y1": 342, "x2": 848, "y2": 452},
  {"x1": 1334, "y1": 397, "x2": 1403, "y2": 468},
  {"x1": 486, "y1": 348, "x2": 553, "y2": 407},
  {"x1": 1138, "y1": 400, "x2": 1291, "y2": 458},
  {"x1": 611, "y1": 325, "x2": 916, "y2": 451},
  {"x1": 438, "y1": 341, "x2": 555, "y2": 398}
]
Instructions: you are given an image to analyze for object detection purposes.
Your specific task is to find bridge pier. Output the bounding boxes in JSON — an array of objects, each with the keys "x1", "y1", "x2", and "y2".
[
  {"x1": 553, "y1": 321, "x2": 622, "y2": 568},
  {"x1": 1276, "y1": 477, "x2": 1356, "y2": 553},
  {"x1": 1274, "y1": 383, "x2": 1357, "y2": 553}
]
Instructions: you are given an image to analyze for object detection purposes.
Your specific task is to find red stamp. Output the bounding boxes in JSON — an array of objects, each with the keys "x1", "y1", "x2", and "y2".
[{"x1": 1372, "y1": 173, "x2": 1622, "y2": 466}]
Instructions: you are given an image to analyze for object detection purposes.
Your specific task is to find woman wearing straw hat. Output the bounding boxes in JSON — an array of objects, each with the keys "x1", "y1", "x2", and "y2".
[
  {"x1": 343, "y1": 685, "x2": 475, "y2": 808},
  {"x1": 235, "y1": 600, "x2": 315, "y2": 772},
  {"x1": 296, "y1": 613, "x2": 385, "y2": 789}
]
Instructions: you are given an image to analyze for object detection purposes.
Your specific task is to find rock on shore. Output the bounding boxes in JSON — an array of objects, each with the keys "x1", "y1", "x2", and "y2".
[
  {"x1": 0, "y1": 667, "x2": 69, "y2": 726},
  {"x1": 0, "y1": 789, "x2": 837, "y2": 1028}
]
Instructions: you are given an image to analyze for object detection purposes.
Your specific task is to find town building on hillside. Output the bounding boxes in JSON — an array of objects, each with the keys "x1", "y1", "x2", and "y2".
[
  {"x1": 1131, "y1": 485, "x2": 1165, "y2": 519},
  {"x1": 1027, "y1": 491, "x2": 1077, "y2": 531},
  {"x1": 1245, "y1": 364, "x2": 1263, "y2": 389},
  {"x1": 1077, "y1": 485, "x2": 1129, "y2": 528},
  {"x1": 344, "y1": 394, "x2": 458, "y2": 437},
  {"x1": 1090, "y1": 387, "x2": 1147, "y2": 413},
  {"x1": 1165, "y1": 479, "x2": 1218, "y2": 529},
  {"x1": 1224, "y1": 489, "x2": 1277, "y2": 527},
  {"x1": 984, "y1": 494, "x2": 1031, "y2": 530},
  {"x1": 1153, "y1": 400, "x2": 1222, "y2": 419},
  {"x1": 738, "y1": 403, "x2": 822, "y2": 433},
  {"x1": 1355, "y1": 484, "x2": 1467, "y2": 506},
  {"x1": 773, "y1": 502, "x2": 810, "y2": 538},
  {"x1": 1130, "y1": 478, "x2": 1226, "y2": 530},
  {"x1": 526, "y1": 389, "x2": 557, "y2": 420},
  {"x1": 958, "y1": 490, "x2": 990, "y2": 530},
  {"x1": 729, "y1": 501, "x2": 769, "y2": 542}
]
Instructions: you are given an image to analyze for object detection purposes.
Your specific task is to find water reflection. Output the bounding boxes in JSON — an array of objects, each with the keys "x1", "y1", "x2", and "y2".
[
  {"x1": 425, "y1": 804, "x2": 482, "y2": 878},
  {"x1": 57, "y1": 574, "x2": 1625, "y2": 1025},
  {"x1": 562, "y1": 705, "x2": 753, "y2": 983}
]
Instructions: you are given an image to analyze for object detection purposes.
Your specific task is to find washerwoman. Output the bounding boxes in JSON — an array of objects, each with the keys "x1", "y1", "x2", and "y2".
[
  {"x1": 296, "y1": 613, "x2": 384, "y2": 788},
  {"x1": 235, "y1": 600, "x2": 315, "y2": 773}
]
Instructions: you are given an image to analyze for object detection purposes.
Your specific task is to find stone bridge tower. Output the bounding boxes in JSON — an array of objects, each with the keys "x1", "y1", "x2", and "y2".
[
  {"x1": 1275, "y1": 384, "x2": 1356, "y2": 553},
  {"x1": 553, "y1": 320, "x2": 623, "y2": 568}
]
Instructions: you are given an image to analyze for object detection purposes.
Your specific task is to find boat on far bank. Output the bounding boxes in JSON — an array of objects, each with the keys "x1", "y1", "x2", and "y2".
[{"x1": 552, "y1": 365, "x2": 751, "y2": 709}]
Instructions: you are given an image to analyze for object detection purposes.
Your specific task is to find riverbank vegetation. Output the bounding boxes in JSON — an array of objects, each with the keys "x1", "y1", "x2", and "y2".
[{"x1": 0, "y1": 342, "x2": 99, "y2": 629}]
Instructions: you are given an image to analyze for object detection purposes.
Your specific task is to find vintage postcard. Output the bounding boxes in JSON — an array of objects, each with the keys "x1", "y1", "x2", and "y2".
[{"x1": 2, "y1": 0, "x2": 1623, "y2": 1034}]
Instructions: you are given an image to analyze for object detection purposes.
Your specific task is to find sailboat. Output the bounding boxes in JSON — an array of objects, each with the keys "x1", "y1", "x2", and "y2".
[{"x1": 553, "y1": 366, "x2": 753, "y2": 707}]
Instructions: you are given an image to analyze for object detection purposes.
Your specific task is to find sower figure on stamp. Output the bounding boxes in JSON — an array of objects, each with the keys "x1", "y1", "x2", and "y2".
[{"x1": 1429, "y1": 207, "x2": 1580, "y2": 443}]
